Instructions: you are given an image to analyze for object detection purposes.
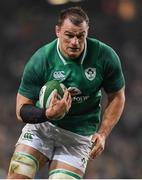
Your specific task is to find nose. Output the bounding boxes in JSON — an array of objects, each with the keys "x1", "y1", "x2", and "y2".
[{"x1": 71, "y1": 37, "x2": 79, "y2": 46}]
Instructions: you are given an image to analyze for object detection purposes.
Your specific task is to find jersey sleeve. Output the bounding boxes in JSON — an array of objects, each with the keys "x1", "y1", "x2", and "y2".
[
  {"x1": 102, "y1": 44, "x2": 125, "y2": 93},
  {"x1": 18, "y1": 48, "x2": 46, "y2": 100}
]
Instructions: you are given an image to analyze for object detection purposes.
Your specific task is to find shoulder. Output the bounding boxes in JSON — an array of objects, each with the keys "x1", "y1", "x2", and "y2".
[
  {"x1": 86, "y1": 38, "x2": 101, "y2": 59},
  {"x1": 26, "y1": 39, "x2": 57, "y2": 68},
  {"x1": 87, "y1": 37, "x2": 120, "y2": 66},
  {"x1": 99, "y1": 40, "x2": 119, "y2": 61},
  {"x1": 87, "y1": 37, "x2": 118, "y2": 56},
  {"x1": 41, "y1": 38, "x2": 57, "y2": 55},
  {"x1": 32, "y1": 38, "x2": 57, "y2": 60},
  {"x1": 87, "y1": 37, "x2": 100, "y2": 49}
]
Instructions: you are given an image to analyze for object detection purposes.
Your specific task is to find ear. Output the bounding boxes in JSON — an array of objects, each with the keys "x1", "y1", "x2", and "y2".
[
  {"x1": 55, "y1": 25, "x2": 60, "y2": 37},
  {"x1": 86, "y1": 26, "x2": 89, "y2": 37}
]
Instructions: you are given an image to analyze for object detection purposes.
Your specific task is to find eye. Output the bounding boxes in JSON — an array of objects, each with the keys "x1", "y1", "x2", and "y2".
[
  {"x1": 65, "y1": 34, "x2": 74, "y2": 39},
  {"x1": 77, "y1": 34, "x2": 85, "y2": 39}
]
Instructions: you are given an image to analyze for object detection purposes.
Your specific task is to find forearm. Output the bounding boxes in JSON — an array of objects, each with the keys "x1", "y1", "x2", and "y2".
[
  {"x1": 98, "y1": 89, "x2": 125, "y2": 138},
  {"x1": 20, "y1": 104, "x2": 48, "y2": 124},
  {"x1": 16, "y1": 90, "x2": 71, "y2": 124}
]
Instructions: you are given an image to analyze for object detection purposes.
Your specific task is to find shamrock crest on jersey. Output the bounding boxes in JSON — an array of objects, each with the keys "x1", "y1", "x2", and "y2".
[{"x1": 85, "y1": 67, "x2": 96, "y2": 81}]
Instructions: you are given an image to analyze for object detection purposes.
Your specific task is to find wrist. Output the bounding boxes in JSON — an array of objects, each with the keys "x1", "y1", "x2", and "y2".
[
  {"x1": 20, "y1": 104, "x2": 48, "y2": 124},
  {"x1": 97, "y1": 130, "x2": 108, "y2": 139},
  {"x1": 45, "y1": 107, "x2": 65, "y2": 120},
  {"x1": 45, "y1": 108, "x2": 53, "y2": 120}
]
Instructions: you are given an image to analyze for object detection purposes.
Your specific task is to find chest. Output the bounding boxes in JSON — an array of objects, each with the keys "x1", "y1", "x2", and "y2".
[{"x1": 47, "y1": 61, "x2": 103, "y2": 95}]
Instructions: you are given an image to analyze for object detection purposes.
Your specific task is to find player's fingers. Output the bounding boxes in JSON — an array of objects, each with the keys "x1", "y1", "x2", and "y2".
[
  {"x1": 49, "y1": 89, "x2": 58, "y2": 106},
  {"x1": 62, "y1": 90, "x2": 72, "y2": 111},
  {"x1": 62, "y1": 90, "x2": 71, "y2": 104},
  {"x1": 60, "y1": 83, "x2": 67, "y2": 92},
  {"x1": 63, "y1": 89, "x2": 70, "y2": 100},
  {"x1": 89, "y1": 135, "x2": 105, "y2": 159},
  {"x1": 89, "y1": 146, "x2": 103, "y2": 160},
  {"x1": 91, "y1": 136, "x2": 97, "y2": 145},
  {"x1": 66, "y1": 91, "x2": 72, "y2": 107}
]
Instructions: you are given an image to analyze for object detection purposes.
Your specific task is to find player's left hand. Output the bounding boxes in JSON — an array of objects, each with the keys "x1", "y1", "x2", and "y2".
[
  {"x1": 89, "y1": 133, "x2": 106, "y2": 160},
  {"x1": 46, "y1": 89, "x2": 72, "y2": 120}
]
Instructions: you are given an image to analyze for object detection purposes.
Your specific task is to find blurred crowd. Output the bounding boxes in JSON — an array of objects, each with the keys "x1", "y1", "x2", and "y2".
[{"x1": 0, "y1": 0, "x2": 142, "y2": 178}]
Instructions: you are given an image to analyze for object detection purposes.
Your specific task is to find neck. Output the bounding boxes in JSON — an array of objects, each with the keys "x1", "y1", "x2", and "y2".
[{"x1": 57, "y1": 38, "x2": 87, "y2": 64}]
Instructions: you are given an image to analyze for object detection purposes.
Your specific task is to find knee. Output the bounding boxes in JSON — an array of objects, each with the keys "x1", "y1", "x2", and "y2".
[
  {"x1": 49, "y1": 169, "x2": 82, "y2": 179},
  {"x1": 8, "y1": 152, "x2": 39, "y2": 179}
]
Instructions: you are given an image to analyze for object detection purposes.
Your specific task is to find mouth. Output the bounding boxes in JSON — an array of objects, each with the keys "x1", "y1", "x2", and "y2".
[{"x1": 68, "y1": 47, "x2": 80, "y2": 52}]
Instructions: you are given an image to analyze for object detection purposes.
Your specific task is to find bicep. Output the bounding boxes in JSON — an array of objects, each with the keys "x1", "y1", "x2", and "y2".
[
  {"x1": 102, "y1": 48, "x2": 125, "y2": 93},
  {"x1": 107, "y1": 87, "x2": 125, "y2": 103},
  {"x1": 16, "y1": 93, "x2": 34, "y2": 121}
]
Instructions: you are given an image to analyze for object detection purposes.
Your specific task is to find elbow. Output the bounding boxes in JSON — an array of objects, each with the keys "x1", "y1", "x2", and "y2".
[
  {"x1": 16, "y1": 114, "x2": 23, "y2": 122},
  {"x1": 16, "y1": 108, "x2": 23, "y2": 122},
  {"x1": 121, "y1": 88, "x2": 126, "y2": 107}
]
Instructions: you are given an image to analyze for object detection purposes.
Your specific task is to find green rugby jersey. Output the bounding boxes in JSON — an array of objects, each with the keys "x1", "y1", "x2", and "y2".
[{"x1": 18, "y1": 38, "x2": 125, "y2": 136}]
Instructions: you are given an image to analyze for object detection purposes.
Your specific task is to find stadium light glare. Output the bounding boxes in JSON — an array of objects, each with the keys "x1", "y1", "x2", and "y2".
[
  {"x1": 118, "y1": 0, "x2": 136, "y2": 21},
  {"x1": 69, "y1": 0, "x2": 84, "y2": 2},
  {"x1": 47, "y1": 0, "x2": 69, "y2": 5}
]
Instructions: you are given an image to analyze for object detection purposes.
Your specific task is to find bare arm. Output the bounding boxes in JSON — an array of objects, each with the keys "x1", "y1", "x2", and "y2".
[
  {"x1": 89, "y1": 87, "x2": 125, "y2": 159},
  {"x1": 98, "y1": 87, "x2": 125, "y2": 137},
  {"x1": 16, "y1": 93, "x2": 34, "y2": 121},
  {"x1": 16, "y1": 90, "x2": 72, "y2": 122}
]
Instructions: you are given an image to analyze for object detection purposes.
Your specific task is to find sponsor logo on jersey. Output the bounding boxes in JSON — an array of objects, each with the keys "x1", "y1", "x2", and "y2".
[
  {"x1": 53, "y1": 71, "x2": 65, "y2": 80},
  {"x1": 68, "y1": 87, "x2": 89, "y2": 103},
  {"x1": 68, "y1": 87, "x2": 82, "y2": 96},
  {"x1": 22, "y1": 132, "x2": 34, "y2": 141},
  {"x1": 72, "y1": 95, "x2": 90, "y2": 103},
  {"x1": 85, "y1": 67, "x2": 96, "y2": 81}
]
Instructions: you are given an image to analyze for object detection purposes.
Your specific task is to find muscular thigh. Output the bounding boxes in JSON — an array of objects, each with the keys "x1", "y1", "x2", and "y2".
[
  {"x1": 15, "y1": 144, "x2": 48, "y2": 167},
  {"x1": 48, "y1": 142, "x2": 91, "y2": 179},
  {"x1": 7, "y1": 144, "x2": 48, "y2": 179},
  {"x1": 49, "y1": 160, "x2": 84, "y2": 179},
  {"x1": 47, "y1": 127, "x2": 92, "y2": 179}
]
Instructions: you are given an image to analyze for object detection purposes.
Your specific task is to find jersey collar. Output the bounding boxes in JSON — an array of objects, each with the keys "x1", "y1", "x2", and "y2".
[{"x1": 57, "y1": 38, "x2": 87, "y2": 65}]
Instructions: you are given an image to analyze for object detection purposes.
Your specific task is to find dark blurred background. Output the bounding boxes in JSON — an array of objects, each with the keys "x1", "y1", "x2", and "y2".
[{"x1": 0, "y1": 0, "x2": 142, "y2": 178}]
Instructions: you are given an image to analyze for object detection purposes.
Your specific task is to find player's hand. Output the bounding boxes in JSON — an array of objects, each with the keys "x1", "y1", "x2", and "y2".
[
  {"x1": 89, "y1": 133, "x2": 106, "y2": 160},
  {"x1": 45, "y1": 89, "x2": 72, "y2": 120}
]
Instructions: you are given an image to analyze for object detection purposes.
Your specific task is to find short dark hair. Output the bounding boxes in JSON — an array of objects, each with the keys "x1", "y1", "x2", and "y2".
[{"x1": 57, "y1": 7, "x2": 89, "y2": 26}]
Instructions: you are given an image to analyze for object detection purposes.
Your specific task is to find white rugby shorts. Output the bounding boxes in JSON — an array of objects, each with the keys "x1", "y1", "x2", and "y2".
[{"x1": 16, "y1": 121, "x2": 92, "y2": 173}]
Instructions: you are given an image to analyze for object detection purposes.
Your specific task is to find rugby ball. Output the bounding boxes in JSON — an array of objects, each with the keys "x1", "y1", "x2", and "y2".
[{"x1": 39, "y1": 80, "x2": 65, "y2": 109}]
